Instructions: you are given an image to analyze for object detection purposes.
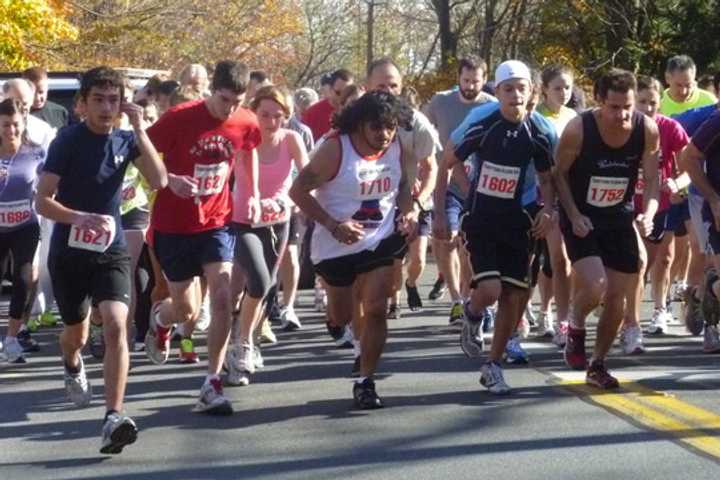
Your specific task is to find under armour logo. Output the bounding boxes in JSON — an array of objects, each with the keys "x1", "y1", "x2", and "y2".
[
  {"x1": 506, "y1": 130, "x2": 518, "y2": 138},
  {"x1": 114, "y1": 155, "x2": 125, "y2": 166}
]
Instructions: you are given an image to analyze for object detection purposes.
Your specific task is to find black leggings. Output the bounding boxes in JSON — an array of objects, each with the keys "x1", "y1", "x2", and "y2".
[
  {"x1": 0, "y1": 223, "x2": 40, "y2": 319},
  {"x1": 233, "y1": 222, "x2": 289, "y2": 299},
  {"x1": 133, "y1": 243, "x2": 154, "y2": 341}
]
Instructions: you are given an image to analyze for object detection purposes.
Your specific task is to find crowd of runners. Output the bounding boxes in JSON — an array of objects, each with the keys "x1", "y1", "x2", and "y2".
[{"x1": 1, "y1": 52, "x2": 720, "y2": 455}]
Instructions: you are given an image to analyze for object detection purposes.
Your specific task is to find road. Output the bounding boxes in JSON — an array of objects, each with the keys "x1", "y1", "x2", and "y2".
[{"x1": 1, "y1": 263, "x2": 719, "y2": 479}]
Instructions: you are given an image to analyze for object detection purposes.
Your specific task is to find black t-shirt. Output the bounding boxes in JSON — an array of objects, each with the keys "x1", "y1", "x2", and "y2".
[
  {"x1": 561, "y1": 110, "x2": 645, "y2": 229},
  {"x1": 31, "y1": 101, "x2": 69, "y2": 130},
  {"x1": 43, "y1": 123, "x2": 139, "y2": 255}
]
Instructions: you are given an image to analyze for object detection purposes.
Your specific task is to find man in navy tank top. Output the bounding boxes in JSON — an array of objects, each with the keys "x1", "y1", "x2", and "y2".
[{"x1": 555, "y1": 69, "x2": 660, "y2": 389}]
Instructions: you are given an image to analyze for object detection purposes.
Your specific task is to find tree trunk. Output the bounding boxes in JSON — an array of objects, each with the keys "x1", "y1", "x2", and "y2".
[
  {"x1": 366, "y1": 0, "x2": 375, "y2": 72},
  {"x1": 432, "y1": 0, "x2": 457, "y2": 69}
]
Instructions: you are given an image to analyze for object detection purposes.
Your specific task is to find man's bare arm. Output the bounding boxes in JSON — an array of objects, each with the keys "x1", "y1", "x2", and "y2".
[{"x1": 553, "y1": 117, "x2": 583, "y2": 221}]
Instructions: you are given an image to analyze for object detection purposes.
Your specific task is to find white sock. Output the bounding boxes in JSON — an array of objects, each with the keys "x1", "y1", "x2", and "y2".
[{"x1": 355, "y1": 376, "x2": 367, "y2": 384}]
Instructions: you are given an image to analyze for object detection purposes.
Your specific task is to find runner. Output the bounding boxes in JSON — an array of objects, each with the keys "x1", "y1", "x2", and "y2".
[
  {"x1": 225, "y1": 85, "x2": 308, "y2": 386},
  {"x1": 621, "y1": 76, "x2": 689, "y2": 353},
  {"x1": 0, "y1": 99, "x2": 45, "y2": 364},
  {"x1": 535, "y1": 65, "x2": 577, "y2": 341},
  {"x1": 302, "y1": 69, "x2": 354, "y2": 141},
  {"x1": 35, "y1": 66, "x2": 166, "y2": 453},
  {"x1": 425, "y1": 57, "x2": 496, "y2": 324},
  {"x1": 290, "y1": 91, "x2": 416, "y2": 408},
  {"x1": 22, "y1": 67, "x2": 70, "y2": 130},
  {"x1": 434, "y1": 60, "x2": 556, "y2": 393},
  {"x1": 677, "y1": 108, "x2": 720, "y2": 352},
  {"x1": 555, "y1": 69, "x2": 660, "y2": 388},
  {"x1": 143, "y1": 60, "x2": 261, "y2": 415}
]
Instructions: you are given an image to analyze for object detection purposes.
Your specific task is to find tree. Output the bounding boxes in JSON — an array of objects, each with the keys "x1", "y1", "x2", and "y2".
[{"x1": 0, "y1": 0, "x2": 78, "y2": 70}]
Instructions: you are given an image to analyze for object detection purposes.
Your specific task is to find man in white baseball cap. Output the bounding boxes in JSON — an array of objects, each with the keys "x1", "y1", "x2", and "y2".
[{"x1": 434, "y1": 59, "x2": 558, "y2": 394}]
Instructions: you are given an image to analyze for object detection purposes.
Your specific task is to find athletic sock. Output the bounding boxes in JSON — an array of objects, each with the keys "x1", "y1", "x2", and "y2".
[{"x1": 355, "y1": 376, "x2": 368, "y2": 384}]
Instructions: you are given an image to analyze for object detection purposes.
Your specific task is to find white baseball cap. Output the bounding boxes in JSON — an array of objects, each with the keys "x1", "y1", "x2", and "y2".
[{"x1": 495, "y1": 60, "x2": 532, "y2": 86}]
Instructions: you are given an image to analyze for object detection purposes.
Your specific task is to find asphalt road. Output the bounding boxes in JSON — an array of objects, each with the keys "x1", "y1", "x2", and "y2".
[{"x1": 1, "y1": 263, "x2": 719, "y2": 480}]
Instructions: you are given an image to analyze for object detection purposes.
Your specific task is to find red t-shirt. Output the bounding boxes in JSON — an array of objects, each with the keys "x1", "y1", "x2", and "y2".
[
  {"x1": 301, "y1": 98, "x2": 335, "y2": 141},
  {"x1": 147, "y1": 100, "x2": 261, "y2": 234},
  {"x1": 634, "y1": 114, "x2": 689, "y2": 212}
]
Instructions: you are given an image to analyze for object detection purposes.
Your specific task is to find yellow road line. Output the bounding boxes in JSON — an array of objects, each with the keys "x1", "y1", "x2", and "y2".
[{"x1": 560, "y1": 380, "x2": 720, "y2": 460}]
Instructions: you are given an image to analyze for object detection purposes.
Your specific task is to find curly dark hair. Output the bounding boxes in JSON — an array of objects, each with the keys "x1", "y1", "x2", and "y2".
[{"x1": 333, "y1": 90, "x2": 413, "y2": 134}]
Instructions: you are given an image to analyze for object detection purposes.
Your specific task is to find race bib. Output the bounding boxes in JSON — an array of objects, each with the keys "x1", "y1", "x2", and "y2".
[
  {"x1": 68, "y1": 218, "x2": 116, "y2": 253},
  {"x1": 635, "y1": 168, "x2": 644, "y2": 195},
  {"x1": 476, "y1": 161, "x2": 520, "y2": 199},
  {"x1": 252, "y1": 198, "x2": 290, "y2": 228},
  {"x1": 194, "y1": 162, "x2": 229, "y2": 197},
  {"x1": 0, "y1": 200, "x2": 32, "y2": 228},
  {"x1": 357, "y1": 165, "x2": 393, "y2": 200},
  {"x1": 587, "y1": 176, "x2": 629, "y2": 208}
]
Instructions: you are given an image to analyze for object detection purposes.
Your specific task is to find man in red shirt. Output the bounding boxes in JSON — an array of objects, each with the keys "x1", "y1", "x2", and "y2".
[
  {"x1": 144, "y1": 61, "x2": 261, "y2": 415},
  {"x1": 302, "y1": 68, "x2": 354, "y2": 141}
]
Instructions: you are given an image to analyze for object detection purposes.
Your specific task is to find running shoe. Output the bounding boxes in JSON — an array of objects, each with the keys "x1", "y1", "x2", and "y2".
[
  {"x1": 482, "y1": 306, "x2": 495, "y2": 333},
  {"x1": 326, "y1": 322, "x2": 354, "y2": 348},
  {"x1": 671, "y1": 281, "x2": 688, "y2": 302},
  {"x1": 448, "y1": 301, "x2": 465, "y2": 327},
  {"x1": 64, "y1": 355, "x2": 92, "y2": 407},
  {"x1": 259, "y1": 318, "x2": 278, "y2": 344},
  {"x1": 267, "y1": 299, "x2": 282, "y2": 325},
  {"x1": 647, "y1": 308, "x2": 671, "y2": 335},
  {"x1": 280, "y1": 307, "x2": 302, "y2": 331},
  {"x1": 480, "y1": 361, "x2": 511, "y2": 395},
  {"x1": 703, "y1": 325, "x2": 720, "y2": 353},
  {"x1": 428, "y1": 277, "x2": 447, "y2": 301},
  {"x1": 524, "y1": 304, "x2": 536, "y2": 327},
  {"x1": 405, "y1": 282, "x2": 423, "y2": 312},
  {"x1": 0, "y1": 341, "x2": 6, "y2": 362},
  {"x1": 460, "y1": 301, "x2": 485, "y2": 358},
  {"x1": 179, "y1": 338, "x2": 199, "y2": 364},
  {"x1": 586, "y1": 360, "x2": 620, "y2": 389},
  {"x1": 684, "y1": 287, "x2": 705, "y2": 336},
  {"x1": 701, "y1": 274, "x2": 720, "y2": 329},
  {"x1": 225, "y1": 345, "x2": 251, "y2": 387},
  {"x1": 40, "y1": 311, "x2": 58, "y2": 328},
  {"x1": 132, "y1": 340, "x2": 145, "y2": 352},
  {"x1": 537, "y1": 311, "x2": 555, "y2": 338},
  {"x1": 314, "y1": 287, "x2": 327, "y2": 312},
  {"x1": 517, "y1": 316, "x2": 531, "y2": 339},
  {"x1": 552, "y1": 321, "x2": 569, "y2": 348},
  {"x1": 3, "y1": 336, "x2": 26, "y2": 364},
  {"x1": 564, "y1": 326, "x2": 587, "y2": 370},
  {"x1": 194, "y1": 377, "x2": 233, "y2": 415},
  {"x1": 353, "y1": 378, "x2": 383, "y2": 409},
  {"x1": 351, "y1": 356, "x2": 361, "y2": 378},
  {"x1": 144, "y1": 303, "x2": 171, "y2": 365},
  {"x1": 100, "y1": 413, "x2": 138, "y2": 454},
  {"x1": 17, "y1": 329, "x2": 39, "y2": 352},
  {"x1": 88, "y1": 323, "x2": 105, "y2": 360},
  {"x1": 387, "y1": 303, "x2": 400, "y2": 320},
  {"x1": 27, "y1": 316, "x2": 41, "y2": 332},
  {"x1": 253, "y1": 345, "x2": 264, "y2": 369},
  {"x1": 504, "y1": 335, "x2": 529, "y2": 364},
  {"x1": 621, "y1": 325, "x2": 645, "y2": 355},
  {"x1": 195, "y1": 296, "x2": 211, "y2": 333}
]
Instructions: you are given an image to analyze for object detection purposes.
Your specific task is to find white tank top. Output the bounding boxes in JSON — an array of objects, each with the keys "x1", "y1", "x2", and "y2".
[{"x1": 311, "y1": 133, "x2": 402, "y2": 264}]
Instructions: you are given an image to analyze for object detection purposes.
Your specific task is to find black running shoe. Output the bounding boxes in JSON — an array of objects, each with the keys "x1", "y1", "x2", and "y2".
[
  {"x1": 17, "y1": 329, "x2": 40, "y2": 353},
  {"x1": 350, "y1": 356, "x2": 361, "y2": 378},
  {"x1": 353, "y1": 378, "x2": 383, "y2": 409},
  {"x1": 387, "y1": 303, "x2": 400, "y2": 320},
  {"x1": 428, "y1": 277, "x2": 447, "y2": 301},
  {"x1": 325, "y1": 321, "x2": 353, "y2": 348},
  {"x1": 405, "y1": 282, "x2": 423, "y2": 312}
]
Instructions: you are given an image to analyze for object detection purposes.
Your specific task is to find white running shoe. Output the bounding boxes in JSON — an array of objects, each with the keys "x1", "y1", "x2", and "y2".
[
  {"x1": 64, "y1": 355, "x2": 92, "y2": 407},
  {"x1": 3, "y1": 336, "x2": 26, "y2": 364},
  {"x1": 253, "y1": 345, "x2": 264, "y2": 369},
  {"x1": 621, "y1": 325, "x2": 645, "y2": 355},
  {"x1": 537, "y1": 311, "x2": 555, "y2": 338},
  {"x1": 195, "y1": 295, "x2": 211, "y2": 333},
  {"x1": 647, "y1": 308, "x2": 671, "y2": 334},
  {"x1": 280, "y1": 307, "x2": 302, "y2": 331},
  {"x1": 480, "y1": 361, "x2": 511, "y2": 395},
  {"x1": 517, "y1": 316, "x2": 531, "y2": 339},
  {"x1": 194, "y1": 377, "x2": 233, "y2": 415},
  {"x1": 524, "y1": 304, "x2": 536, "y2": 326},
  {"x1": 225, "y1": 346, "x2": 251, "y2": 387},
  {"x1": 552, "y1": 321, "x2": 569, "y2": 348},
  {"x1": 100, "y1": 413, "x2": 138, "y2": 454}
]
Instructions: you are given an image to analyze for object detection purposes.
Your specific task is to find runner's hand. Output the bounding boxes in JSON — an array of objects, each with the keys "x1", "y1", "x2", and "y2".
[
  {"x1": 73, "y1": 213, "x2": 114, "y2": 235},
  {"x1": 248, "y1": 197, "x2": 261, "y2": 224},
  {"x1": 570, "y1": 213, "x2": 593, "y2": 238},
  {"x1": 432, "y1": 211, "x2": 450, "y2": 241},
  {"x1": 168, "y1": 173, "x2": 198, "y2": 199},
  {"x1": 332, "y1": 221, "x2": 365, "y2": 245},
  {"x1": 635, "y1": 213, "x2": 654, "y2": 237},
  {"x1": 121, "y1": 102, "x2": 145, "y2": 130},
  {"x1": 397, "y1": 213, "x2": 418, "y2": 243},
  {"x1": 531, "y1": 207, "x2": 553, "y2": 239}
]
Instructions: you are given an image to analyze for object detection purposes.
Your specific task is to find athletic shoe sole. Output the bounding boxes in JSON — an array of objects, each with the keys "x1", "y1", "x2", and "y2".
[{"x1": 100, "y1": 421, "x2": 138, "y2": 455}]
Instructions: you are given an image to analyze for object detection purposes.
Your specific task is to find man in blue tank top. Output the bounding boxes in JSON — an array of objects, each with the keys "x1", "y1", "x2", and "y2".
[{"x1": 555, "y1": 69, "x2": 660, "y2": 389}]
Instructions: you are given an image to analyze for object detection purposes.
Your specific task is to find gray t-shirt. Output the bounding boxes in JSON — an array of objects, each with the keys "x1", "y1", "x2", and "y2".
[{"x1": 425, "y1": 89, "x2": 496, "y2": 199}]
